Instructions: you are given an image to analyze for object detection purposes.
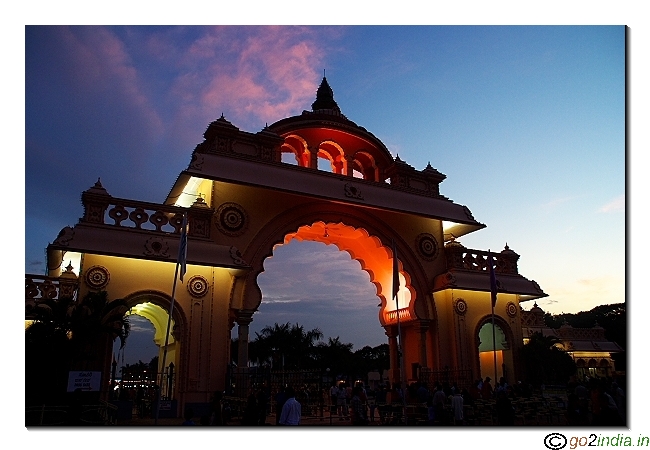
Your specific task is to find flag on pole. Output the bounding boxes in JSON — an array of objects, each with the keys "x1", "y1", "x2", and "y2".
[
  {"x1": 392, "y1": 240, "x2": 399, "y2": 302},
  {"x1": 488, "y1": 250, "x2": 497, "y2": 308},
  {"x1": 178, "y1": 213, "x2": 188, "y2": 282}
]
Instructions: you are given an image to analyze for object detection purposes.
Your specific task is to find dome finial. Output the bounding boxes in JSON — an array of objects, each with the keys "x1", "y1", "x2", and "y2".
[{"x1": 312, "y1": 76, "x2": 341, "y2": 113}]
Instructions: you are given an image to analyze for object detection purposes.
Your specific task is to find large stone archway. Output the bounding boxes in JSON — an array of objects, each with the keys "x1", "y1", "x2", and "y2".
[
  {"x1": 36, "y1": 77, "x2": 547, "y2": 415},
  {"x1": 232, "y1": 215, "x2": 425, "y2": 383}
]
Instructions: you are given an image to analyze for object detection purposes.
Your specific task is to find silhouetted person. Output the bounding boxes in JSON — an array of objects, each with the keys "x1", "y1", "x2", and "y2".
[
  {"x1": 350, "y1": 386, "x2": 369, "y2": 425},
  {"x1": 256, "y1": 386, "x2": 269, "y2": 425},
  {"x1": 496, "y1": 391, "x2": 514, "y2": 425},
  {"x1": 67, "y1": 388, "x2": 84, "y2": 426},
  {"x1": 451, "y1": 390, "x2": 464, "y2": 425},
  {"x1": 182, "y1": 407, "x2": 196, "y2": 425},
  {"x1": 210, "y1": 391, "x2": 225, "y2": 425},
  {"x1": 481, "y1": 377, "x2": 493, "y2": 399},
  {"x1": 275, "y1": 386, "x2": 287, "y2": 425},
  {"x1": 279, "y1": 386, "x2": 301, "y2": 425},
  {"x1": 242, "y1": 393, "x2": 259, "y2": 425}
]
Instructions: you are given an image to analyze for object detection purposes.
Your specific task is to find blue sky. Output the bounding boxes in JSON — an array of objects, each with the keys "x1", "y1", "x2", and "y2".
[{"x1": 25, "y1": 25, "x2": 627, "y2": 358}]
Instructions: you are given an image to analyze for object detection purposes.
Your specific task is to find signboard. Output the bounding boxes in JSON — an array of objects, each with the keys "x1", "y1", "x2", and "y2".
[
  {"x1": 159, "y1": 400, "x2": 172, "y2": 411},
  {"x1": 67, "y1": 371, "x2": 102, "y2": 392}
]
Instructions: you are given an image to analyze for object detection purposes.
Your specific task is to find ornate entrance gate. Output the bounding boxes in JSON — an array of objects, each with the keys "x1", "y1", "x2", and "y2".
[{"x1": 30, "y1": 77, "x2": 547, "y2": 415}]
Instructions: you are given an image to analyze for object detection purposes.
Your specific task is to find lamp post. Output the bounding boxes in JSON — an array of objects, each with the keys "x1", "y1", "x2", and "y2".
[{"x1": 111, "y1": 358, "x2": 117, "y2": 400}]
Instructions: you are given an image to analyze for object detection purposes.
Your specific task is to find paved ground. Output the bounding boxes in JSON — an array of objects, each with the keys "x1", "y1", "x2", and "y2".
[{"x1": 117, "y1": 412, "x2": 384, "y2": 427}]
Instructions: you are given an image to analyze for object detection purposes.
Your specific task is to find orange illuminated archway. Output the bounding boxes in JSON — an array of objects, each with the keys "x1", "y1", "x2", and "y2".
[{"x1": 271, "y1": 221, "x2": 416, "y2": 326}]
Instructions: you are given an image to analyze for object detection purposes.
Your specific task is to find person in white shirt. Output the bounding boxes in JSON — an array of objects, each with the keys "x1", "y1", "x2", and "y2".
[{"x1": 279, "y1": 386, "x2": 301, "y2": 425}]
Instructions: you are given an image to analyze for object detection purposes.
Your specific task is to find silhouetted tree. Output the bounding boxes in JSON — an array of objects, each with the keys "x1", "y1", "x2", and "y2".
[
  {"x1": 350, "y1": 344, "x2": 390, "y2": 379},
  {"x1": 314, "y1": 337, "x2": 354, "y2": 377},
  {"x1": 520, "y1": 332, "x2": 576, "y2": 386},
  {"x1": 248, "y1": 322, "x2": 323, "y2": 369},
  {"x1": 25, "y1": 291, "x2": 130, "y2": 403}
]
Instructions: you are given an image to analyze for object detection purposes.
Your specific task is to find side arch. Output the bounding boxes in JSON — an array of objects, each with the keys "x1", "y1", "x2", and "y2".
[
  {"x1": 121, "y1": 290, "x2": 189, "y2": 396},
  {"x1": 473, "y1": 314, "x2": 517, "y2": 382}
]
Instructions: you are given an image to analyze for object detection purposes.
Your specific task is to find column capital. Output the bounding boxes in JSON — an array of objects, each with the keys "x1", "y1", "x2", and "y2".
[
  {"x1": 384, "y1": 325, "x2": 398, "y2": 339},
  {"x1": 235, "y1": 309, "x2": 255, "y2": 326}
]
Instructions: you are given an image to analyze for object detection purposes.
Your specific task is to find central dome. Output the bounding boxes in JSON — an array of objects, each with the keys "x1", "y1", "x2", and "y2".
[{"x1": 268, "y1": 77, "x2": 394, "y2": 181}]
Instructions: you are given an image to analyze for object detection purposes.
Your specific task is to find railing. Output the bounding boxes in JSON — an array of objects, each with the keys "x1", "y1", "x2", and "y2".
[
  {"x1": 445, "y1": 243, "x2": 519, "y2": 275},
  {"x1": 25, "y1": 275, "x2": 78, "y2": 301},
  {"x1": 25, "y1": 402, "x2": 117, "y2": 426},
  {"x1": 384, "y1": 308, "x2": 412, "y2": 323},
  {"x1": 419, "y1": 368, "x2": 473, "y2": 391},
  {"x1": 25, "y1": 405, "x2": 68, "y2": 426},
  {"x1": 79, "y1": 181, "x2": 213, "y2": 239}
]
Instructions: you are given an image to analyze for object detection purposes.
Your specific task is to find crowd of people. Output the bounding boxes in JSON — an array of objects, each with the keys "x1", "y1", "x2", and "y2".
[{"x1": 177, "y1": 375, "x2": 626, "y2": 427}]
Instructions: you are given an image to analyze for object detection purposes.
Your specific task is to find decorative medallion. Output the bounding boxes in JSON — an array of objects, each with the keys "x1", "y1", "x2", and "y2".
[
  {"x1": 144, "y1": 237, "x2": 170, "y2": 257},
  {"x1": 187, "y1": 275, "x2": 209, "y2": 298},
  {"x1": 344, "y1": 183, "x2": 364, "y2": 200},
  {"x1": 506, "y1": 302, "x2": 518, "y2": 318},
  {"x1": 454, "y1": 298, "x2": 468, "y2": 316},
  {"x1": 415, "y1": 233, "x2": 439, "y2": 261},
  {"x1": 85, "y1": 266, "x2": 110, "y2": 290},
  {"x1": 216, "y1": 202, "x2": 248, "y2": 237}
]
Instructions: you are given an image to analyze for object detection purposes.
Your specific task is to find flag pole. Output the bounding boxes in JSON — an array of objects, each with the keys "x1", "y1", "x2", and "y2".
[
  {"x1": 155, "y1": 212, "x2": 188, "y2": 425},
  {"x1": 392, "y1": 239, "x2": 408, "y2": 425},
  {"x1": 488, "y1": 250, "x2": 498, "y2": 386}
]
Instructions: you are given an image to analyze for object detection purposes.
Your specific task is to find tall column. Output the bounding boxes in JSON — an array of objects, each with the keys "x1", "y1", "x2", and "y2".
[
  {"x1": 385, "y1": 326, "x2": 400, "y2": 384},
  {"x1": 416, "y1": 321, "x2": 430, "y2": 369},
  {"x1": 236, "y1": 310, "x2": 254, "y2": 368}
]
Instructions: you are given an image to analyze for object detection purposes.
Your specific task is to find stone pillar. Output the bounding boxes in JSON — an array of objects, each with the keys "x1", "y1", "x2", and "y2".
[
  {"x1": 385, "y1": 326, "x2": 400, "y2": 384},
  {"x1": 333, "y1": 155, "x2": 343, "y2": 174},
  {"x1": 344, "y1": 155, "x2": 355, "y2": 177},
  {"x1": 309, "y1": 146, "x2": 319, "y2": 169},
  {"x1": 416, "y1": 321, "x2": 430, "y2": 369},
  {"x1": 236, "y1": 310, "x2": 254, "y2": 368}
]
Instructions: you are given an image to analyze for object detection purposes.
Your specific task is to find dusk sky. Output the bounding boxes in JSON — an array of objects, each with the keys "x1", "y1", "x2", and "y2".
[{"x1": 23, "y1": 24, "x2": 633, "y2": 371}]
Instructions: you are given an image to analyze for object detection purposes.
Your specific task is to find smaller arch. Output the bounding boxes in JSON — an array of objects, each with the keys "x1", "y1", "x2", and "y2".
[
  {"x1": 281, "y1": 134, "x2": 310, "y2": 167},
  {"x1": 318, "y1": 140, "x2": 345, "y2": 174},
  {"x1": 474, "y1": 315, "x2": 516, "y2": 381},
  {"x1": 352, "y1": 150, "x2": 379, "y2": 181}
]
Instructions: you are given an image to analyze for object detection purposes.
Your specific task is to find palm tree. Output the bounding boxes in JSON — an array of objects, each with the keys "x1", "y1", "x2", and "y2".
[
  {"x1": 26, "y1": 296, "x2": 77, "y2": 404},
  {"x1": 249, "y1": 322, "x2": 323, "y2": 369},
  {"x1": 68, "y1": 290, "x2": 130, "y2": 362}
]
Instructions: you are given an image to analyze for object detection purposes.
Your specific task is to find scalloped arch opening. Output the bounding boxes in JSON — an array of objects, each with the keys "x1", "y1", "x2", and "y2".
[{"x1": 269, "y1": 221, "x2": 414, "y2": 326}]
